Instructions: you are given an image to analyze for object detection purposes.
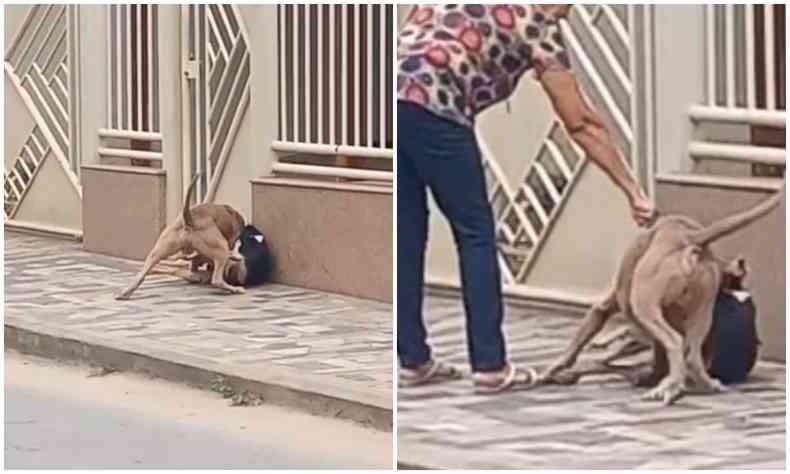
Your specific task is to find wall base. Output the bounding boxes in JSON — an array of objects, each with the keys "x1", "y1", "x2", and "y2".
[
  {"x1": 251, "y1": 177, "x2": 392, "y2": 302},
  {"x1": 81, "y1": 164, "x2": 167, "y2": 260}
]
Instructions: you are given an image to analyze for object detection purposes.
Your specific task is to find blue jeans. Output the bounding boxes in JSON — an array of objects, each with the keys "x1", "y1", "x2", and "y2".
[{"x1": 397, "y1": 101, "x2": 506, "y2": 373}]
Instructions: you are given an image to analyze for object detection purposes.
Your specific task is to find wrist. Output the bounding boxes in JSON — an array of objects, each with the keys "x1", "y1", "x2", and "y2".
[{"x1": 625, "y1": 181, "x2": 646, "y2": 204}]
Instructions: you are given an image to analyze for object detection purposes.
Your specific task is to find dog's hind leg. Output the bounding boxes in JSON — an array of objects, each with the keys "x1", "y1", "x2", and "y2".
[
  {"x1": 536, "y1": 289, "x2": 619, "y2": 383},
  {"x1": 116, "y1": 230, "x2": 182, "y2": 300}
]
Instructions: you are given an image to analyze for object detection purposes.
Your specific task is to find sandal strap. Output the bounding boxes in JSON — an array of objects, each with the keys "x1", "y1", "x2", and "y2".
[
  {"x1": 399, "y1": 361, "x2": 460, "y2": 386},
  {"x1": 473, "y1": 364, "x2": 537, "y2": 392}
]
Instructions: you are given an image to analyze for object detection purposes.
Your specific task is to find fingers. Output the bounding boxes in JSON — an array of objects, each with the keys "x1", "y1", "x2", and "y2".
[{"x1": 631, "y1": 197, "x2": 656, "y2": 227}]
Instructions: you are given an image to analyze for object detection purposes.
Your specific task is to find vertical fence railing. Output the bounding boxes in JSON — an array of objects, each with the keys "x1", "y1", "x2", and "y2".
[
  {"x1": 100, "y1": 5, "x2": 162, "y2": 166},
  {"x1": 472, "y1": 5, "x2": 643, "y2": 284},
  {"x1": 273, "y1": 4, "x2": 393, "y2": 178},
  {"x1": 182, "y1": 4, "x2": 251, "y2": 203},
  {"x1": 689, "y1": 4, "x2": 785, "y2": 169},
  {"x1": 691, "y1": 4, "x2": 785, "y2": 127}
]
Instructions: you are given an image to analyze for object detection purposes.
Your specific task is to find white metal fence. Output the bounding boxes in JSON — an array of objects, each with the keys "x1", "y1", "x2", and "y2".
[
  {"x1": 273, "y1": 4, "x2": 394, "y2": 180},
  {"x1": 702, "y1": 4, "x2": 785, "y2": 119},
  {"x1": 183, "y1": 4, "x2": 251, "y2": 203},
  {"x1": 4, "y1": 4, "x2": 82, "y2": 219},
  {"x1": 689, "y1": 4, "x2": 785, "y2": 169},
  {"x1": 100, "y1": 5, "x2": 162, "y2": 166}
]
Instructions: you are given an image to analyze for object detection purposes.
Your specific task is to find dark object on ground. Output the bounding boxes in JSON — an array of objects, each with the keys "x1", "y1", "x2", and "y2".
[
  {"x1": 228, "y1": 224, "x2": 273, "y2": 287},
  {"x1": 708, "y1": 291, "x2": 759, "y2": 384}
]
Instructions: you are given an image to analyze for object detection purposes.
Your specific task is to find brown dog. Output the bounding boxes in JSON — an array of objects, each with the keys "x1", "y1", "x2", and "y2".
[
  {"x1": 536, "y1": 184, "x2": 784, "y2": 404},
  {"x1": 115, "y1": 174, "x2": 246, "y2": 300},
  {"x1": 545, "y1": 258, "x2": 750, "y2": 388}
]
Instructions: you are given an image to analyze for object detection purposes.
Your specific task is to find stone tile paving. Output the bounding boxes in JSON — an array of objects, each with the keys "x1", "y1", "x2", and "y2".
[
  {"x1": 4, "y1": 231, "x2": 391, "y2": 398},
  {"x1": 399, "y1": 296, "x2": 786, "y2": 469}
]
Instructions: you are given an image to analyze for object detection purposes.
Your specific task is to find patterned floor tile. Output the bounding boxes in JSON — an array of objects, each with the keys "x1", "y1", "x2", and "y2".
[
  {"x1": 398, "y1": 295, "x2": 785, "y2": 469},
  {"x1": 5, "y1": 231, "x2": 392, "y2": 401}
]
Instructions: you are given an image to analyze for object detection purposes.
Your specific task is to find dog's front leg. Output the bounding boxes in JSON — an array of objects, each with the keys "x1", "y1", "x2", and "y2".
[
  {"x1": 209, "y1": 253, "x2": 245, "y2": 294},
  {"x1": 684, "y1": 287, "x2": 728, "y2": 394},
  {"x1": 536, "y1": 291, "x2": 619, "y2": 384}
]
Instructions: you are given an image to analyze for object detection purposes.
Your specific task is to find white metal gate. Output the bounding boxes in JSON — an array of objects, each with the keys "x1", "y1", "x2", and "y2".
[
  {"x1": 4, "y1": 5, "x2": 81, "y2": 221},
  {"x1": 479, "y1": 5, "x2": 653, "y2": 286},
  {"x1": 182, "y1": 4, "x2": 251, "y2": 203}
]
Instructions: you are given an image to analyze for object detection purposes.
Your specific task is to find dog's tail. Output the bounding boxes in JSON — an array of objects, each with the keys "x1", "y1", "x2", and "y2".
[
  {"x1": 182, "y1": 173, "x2": 201, "y2": 229},
  {"x1": 691, "y1": 182, "x2": 785, "y2": 246}
]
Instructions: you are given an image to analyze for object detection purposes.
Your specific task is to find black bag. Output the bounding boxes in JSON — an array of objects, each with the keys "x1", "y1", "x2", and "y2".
[{"x1": 707, "y1": 291, "x2": 760, "y2": 384}]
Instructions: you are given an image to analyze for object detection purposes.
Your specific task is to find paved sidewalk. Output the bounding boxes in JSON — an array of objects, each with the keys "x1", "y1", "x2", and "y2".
[
  {"x1": 398, "y1": 296, "x2": 785, "y2": 469},
  {"x1": 4, "y1": 231, "x2": 392, "y2": 429}
]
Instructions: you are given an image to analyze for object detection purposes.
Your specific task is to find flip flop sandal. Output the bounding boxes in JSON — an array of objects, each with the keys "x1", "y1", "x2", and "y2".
[
  {"x1": 399, "y1": 360, "x2": 463, "y2": 388},
  {"x1": 473, "y1": 363, "x2": 538, "y2": 394}
]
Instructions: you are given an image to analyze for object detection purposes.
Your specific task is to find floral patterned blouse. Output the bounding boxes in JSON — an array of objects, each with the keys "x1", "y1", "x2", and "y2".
[{"x1": 397, "y1": 4, "x2": 571, "y2": 128}]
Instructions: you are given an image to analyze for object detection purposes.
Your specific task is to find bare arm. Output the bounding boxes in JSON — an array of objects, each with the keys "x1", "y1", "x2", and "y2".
[{"x1": 537, "y1": 68, "x2": 654, "y2": 225}]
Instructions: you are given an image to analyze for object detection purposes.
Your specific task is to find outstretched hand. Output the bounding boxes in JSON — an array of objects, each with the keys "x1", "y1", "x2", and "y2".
[{"x1": 630, "y1": 193, "x2": 656, "y2": 227}]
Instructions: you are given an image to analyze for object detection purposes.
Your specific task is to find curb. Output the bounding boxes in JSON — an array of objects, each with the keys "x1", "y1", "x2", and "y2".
[{"x1": 5, "y1": 321, "x2": 392, "y2": 432}]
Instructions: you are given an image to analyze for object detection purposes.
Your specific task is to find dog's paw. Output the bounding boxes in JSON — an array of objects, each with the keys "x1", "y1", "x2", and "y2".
[
  {"x1": 642, "y1": 379, "x2": 685, "y2": 405},
  {"x1": 550, "y1": 371, "x2": 581, "y2": 385},
  {"x1": 534, "y1": 369, "x2": 562, "y2": 386}
]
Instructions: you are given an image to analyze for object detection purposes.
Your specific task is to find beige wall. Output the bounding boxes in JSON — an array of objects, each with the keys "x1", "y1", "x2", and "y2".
[
  {"x1": 4, "y1": 75, "x2": 34, "y2": 173},
  {"x1": 13, "y1": 153, "x2": 82, "y2": 232},
  {"x1": 81, "y1": 165, "x2": 167, "y2": 260},
  {"x1": 4, "y1": 6, "x2": 36, "y2": 174},
  {"x1": 527, "y1": 165, "x2": 639, "y2": 298},
  {"x1": 252, "y1": 178, "x2": 393, "y2": 302}
]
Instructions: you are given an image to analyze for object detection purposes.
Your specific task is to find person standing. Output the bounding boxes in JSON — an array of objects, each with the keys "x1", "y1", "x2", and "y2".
[{"x1": 397, "y1": 4, "x2": 655, "y2": 393}]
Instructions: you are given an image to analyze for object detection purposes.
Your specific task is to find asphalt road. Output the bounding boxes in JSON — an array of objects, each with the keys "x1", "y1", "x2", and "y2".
[{"x1": 4, "y1": 351, "x2": 392, "y2": 469}]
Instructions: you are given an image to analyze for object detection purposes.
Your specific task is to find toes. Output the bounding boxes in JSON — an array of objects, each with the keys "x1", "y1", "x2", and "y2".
[
  {"x1": 642, "y1": 388, "x2": 661, "y2": 401},
  {"x1": 662, "y1": 389, "x2": 681, "y2": 406},
  {"x1": 643, "y1": 381, "x2": 684, "y2": 405}
]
